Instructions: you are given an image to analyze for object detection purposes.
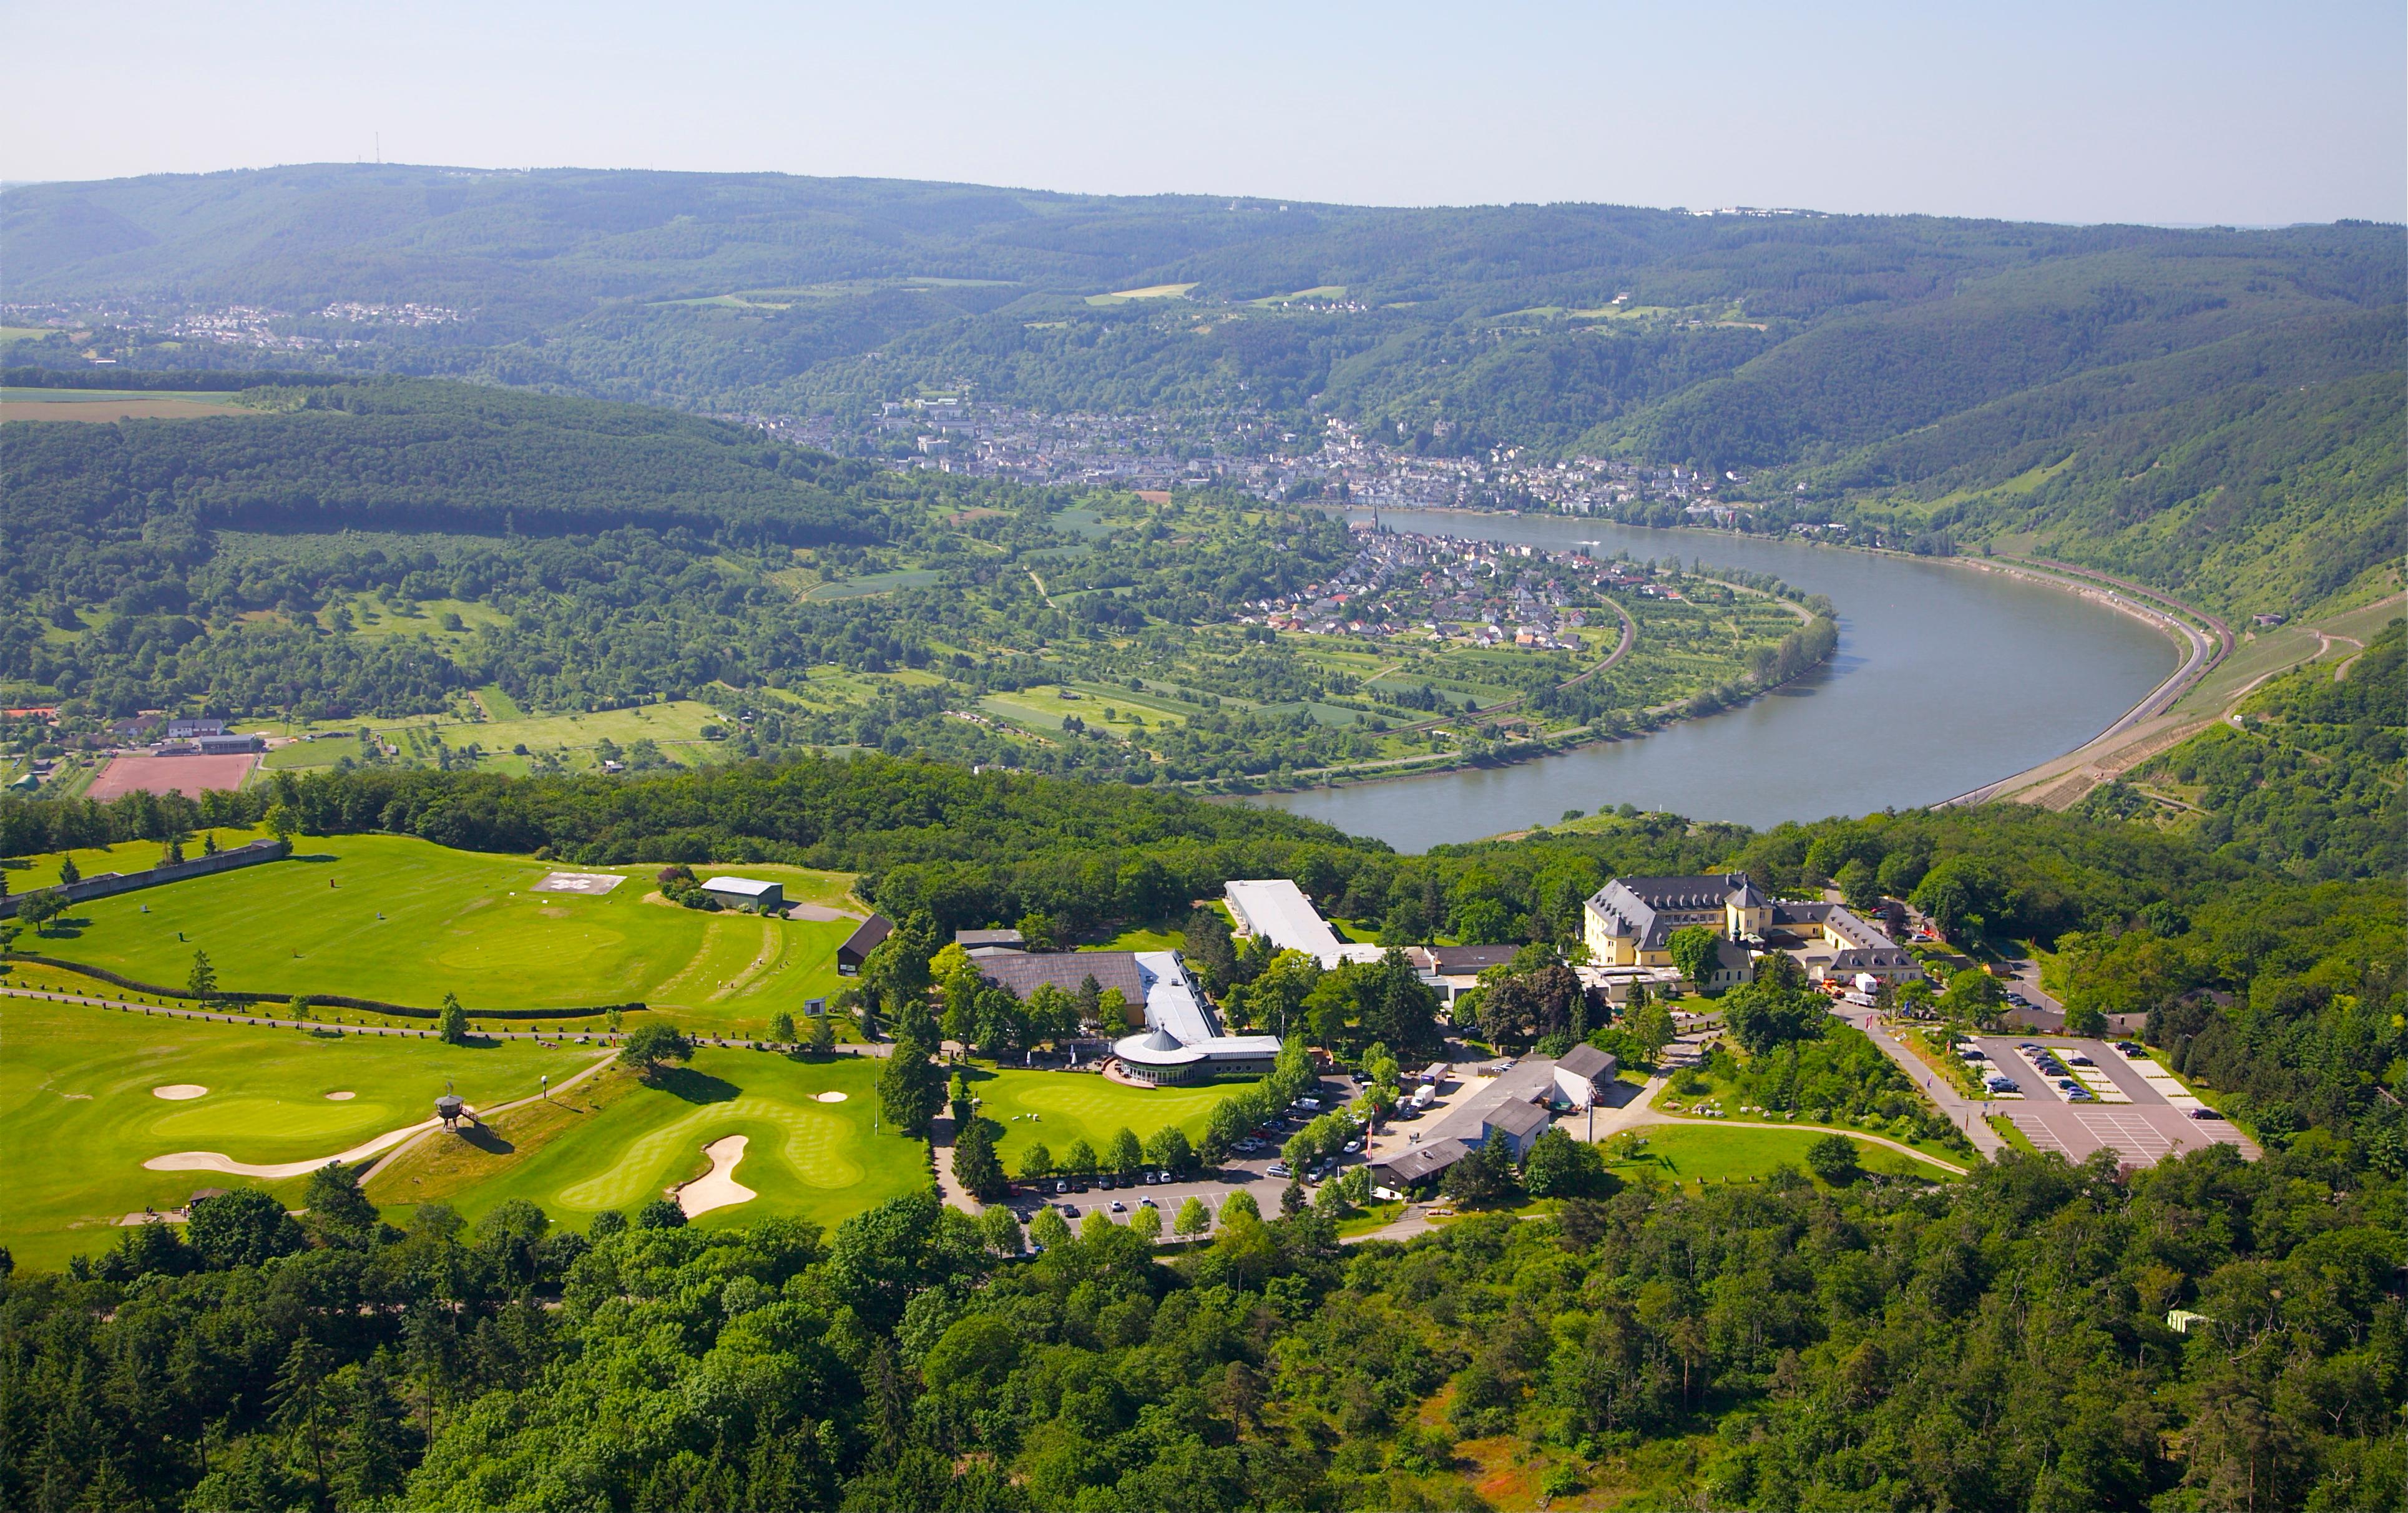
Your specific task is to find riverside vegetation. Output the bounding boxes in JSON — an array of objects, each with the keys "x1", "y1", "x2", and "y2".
[{"x1": 2, "y1": 374, "x2": 1829, "y2": 791}]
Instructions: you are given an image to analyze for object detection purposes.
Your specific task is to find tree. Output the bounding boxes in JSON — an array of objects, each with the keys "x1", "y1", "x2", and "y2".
[
  {"x1": 619, "y1": 1020, "x2": 692, "y2": 1076},
  {"x1": 303, "y1": 1160, "x2": 380, "y2": 1238},
  {"x1": 1109, "y1": 1126, "x2": 1145, "y2": 1179},
  {"x1": 977, "y1": 1202, "x2": 1024, "y2": 1256},
  {"x1": 770, "y1": 1010, "x2": 797, "y2": 1044},
  {"x1": 1806, "y1": 1134, "x2": 1861, "y2": 1185},
  {"x1": 1128, "y1": 1202, "x2": 1162, "y2": 1241},
  {"x1": 436, "y1": 992, "x2": 470, "y2": 1045},
  {"x1": 186, "y1": 948, "x2": 218, "y2": 1003},
  {"x1": 1835, "y1": 858, "x2": 1881, "y2": 913},
  {"x1": 1143, "y1": 1126, "x2": 1195, "y2": 1175},
  {"x1": 160, "y1": 835, "x2": 185, "y2": 866},
  {"x1": 636, "y1": 1198, "x2": 687, "y2": 1229},
  {"x1": 952, "y1": 1117, "x2": 1007, "y2": 1202},
  {"x1": 1940, "y1": 967, "x2": 2007, "y2": 1029},
  {"x1": 1522, "y1": 1126, "x2": 1607, "y2": 1199},
  {"x1": 186, "y1": 1187, "x2": 305, "y2": 1269},
  {"x1": 1723, "y1": 956, "x2": 1829, "y2": 1055},
  {"x1": 1667, "y1": 924, "x2": 1721, "y2": 989},
  {"x1": 1219, "y1": 1190, "x2": 1261, "y2": 1223},
  {"x1": 1631, "y1": 998, "x2": 1676, "y2": 1061},
  {"x1": 56, "y1": 854, "x2": 79, "y2": 885},
  {"x1": 16, "y1": 888, "x2": 66, "y2": 936},
  {"x1": 878, "y1": 1032, "x2": 944, "y2": 1135},
  {"x1": 808, "y1": 1006, "x2": 835, "y2": 1054},
  {"x1": 1442, "y1": 1131, "x2": 1522, "y2": 1205},
  {"x1": 1028, "y1": 1207, "x2": 1071, "y2": 1250},
  {"x1": 265, "y1": 803, "x2": 298, "y2": 844},
  {"x1": 1019, "y1": 1140, "x2": 1054, "y2": 1180},
  {"x1": 1174, "y1": 1195, "x2": 1211, "y2": 1237},
  {"x1": 287, "y1": 994, "x2": 313, "y2": 1022},
  {"x1": 1062, "y1": 1137, "x2": 1099, "y2": 1177}
]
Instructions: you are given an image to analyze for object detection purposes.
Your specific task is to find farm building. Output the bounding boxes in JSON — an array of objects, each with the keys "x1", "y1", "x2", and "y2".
[
  {"x1": 836, "y1": 914, "x2": 894, "y2": 974},
  {"x1": 700, "y1": 876, "x2": 785, "y2": 910}
]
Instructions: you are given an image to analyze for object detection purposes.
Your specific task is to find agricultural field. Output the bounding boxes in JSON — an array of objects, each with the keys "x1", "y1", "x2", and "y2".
[
  {"x1": 967, "y1": 1065, "x2": 1252, "y2": 1175},
  {"x1": 0, "y1": 994, "x2": 581, "y2": 1269},
  {"x1": 1604, "y1": 1123, "x2": 1958, "y2": 1187},
  {"x1": 366, "y1": 1049, "x2": 927, "y2": 1233},
  {"x1": 15, "y1": 833, "x2": 863, "y2": 1027},
  {"x1": 260, "y1": 698, "x2": 738, "y2": 776},
  {"x1": 0, "y1": 386, "x2": 255, "y2": 422}
]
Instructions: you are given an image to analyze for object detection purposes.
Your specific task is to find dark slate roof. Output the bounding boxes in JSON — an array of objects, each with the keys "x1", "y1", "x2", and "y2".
[
  {"x1": 1555, "y1": 1043, "x2": 1619, "y2": 1083},
  {"x1": 1371, "y1": 1138, "x2": 1476, "y2": 1184},
  {"x1": 1485, "y1": 1100, "x2": 1553, "y2": 1139},
  {"x1": 955, "y1": 928, "x2": 1025, "y2": 947},
  {"x1": 1419, "y1": 943, "x2": 1521, "y2": 974},
  {"x1": 976, "y1": 951, "x2": 1148, "y2": 1003},
  {"x1": 838, "y1": 914, "x2": 893, "y2": 959}
]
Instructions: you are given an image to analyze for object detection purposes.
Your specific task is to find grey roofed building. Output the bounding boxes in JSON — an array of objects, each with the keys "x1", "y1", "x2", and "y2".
[
  {"x1": 976, "y1": 951, "x2": 1147, "y2": 1005},
  {"x1": 954, "y1": 928, "x2": 1025, "y2": 949},
  {"x1": 1584, "y1": 873, "x2": 1769, "y2": 953},
  {"x1": 836, "y1": 914, "x2": 893, "y2": 975},
  {"x1": 1371, "y1": 1137, "x2": 1477, "y2": 1187},
  {"x1": 1555, "y1": 1042, "x2": 1619, "y2": 1085},
  {"x1": 1410, "y1": 943, "x2": 1520, "y2": 976}
]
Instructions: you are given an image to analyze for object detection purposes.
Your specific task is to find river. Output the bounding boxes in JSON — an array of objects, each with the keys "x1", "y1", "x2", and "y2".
[{"x1": 1251, "y1": 509, "x2": 2177, "y2": 850}]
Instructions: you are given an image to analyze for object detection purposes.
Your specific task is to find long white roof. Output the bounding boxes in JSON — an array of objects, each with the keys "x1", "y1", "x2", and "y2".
[
  {"x1": 1113, "y1": 949, "x2": 1283, "y2": 1066},
  {"x1": 1224, "y1": 879, "x2": 1346, "y2": 967}
]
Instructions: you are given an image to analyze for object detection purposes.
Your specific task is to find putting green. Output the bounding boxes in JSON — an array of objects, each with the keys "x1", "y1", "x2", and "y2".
[
  {"x1": 24, "y1": 833, "x2": 858, "y2": 1029},
  {"x1": 0, "y1": 994, "x2": 581, "y2": 1270},
  {"x1": 972, "y1": 1067, "x2": 1250, "y2": 1173},
  {"x1": 376, "y1": 1050, "x2": 929, "y2": 1233}
]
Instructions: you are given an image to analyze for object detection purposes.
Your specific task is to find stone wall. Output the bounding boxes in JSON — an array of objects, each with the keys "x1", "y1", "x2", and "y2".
[{"x1": 0, "y1": 837, "x2": 289, "y2": 918}]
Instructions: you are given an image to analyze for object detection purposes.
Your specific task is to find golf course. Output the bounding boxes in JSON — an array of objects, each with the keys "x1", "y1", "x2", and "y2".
[
  {"x1": 11, "y1": 832, "x2": 863, "y2": 1030},
  {"x1": 969, "y1": 1065, "x2": 1250, "y2": 1172},
  {"x1": 365, "y1": 1048, "x2": 927, "y2": 1231},
  {"x1": 0, "y1": 994, "x2": 585, "y2": 1268}
]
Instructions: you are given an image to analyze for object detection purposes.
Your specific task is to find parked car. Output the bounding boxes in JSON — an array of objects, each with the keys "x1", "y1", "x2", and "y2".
[
  {"x1": 1055, "y1": 1180, "x2": 1070, "y2": 1194},
  {"x1": 2187, "y1": 1107, "x2": 2226, "y2": 1120},
  {"x1": 1343, "y1": 1140, "x2": 1362, "y2": 1153},
  {"x1": 1138, "y1": 1197, "x2": 1158, "y2": 1208},
  {"x1": 1109, "y1": 1200, "x2": 1126, "y2": 1213},
  {"x1": 1266, "y1": 1161, "x2": 1291, "y2": 1177},
  {"x1": 2067, "y1": 1052, "x2": 2094, "y2": 1066}
]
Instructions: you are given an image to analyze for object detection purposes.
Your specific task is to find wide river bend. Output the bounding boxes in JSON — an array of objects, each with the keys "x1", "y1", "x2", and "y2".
[{"x1": 1251, "y1": 509, "x2": 2176, "y2": 850}]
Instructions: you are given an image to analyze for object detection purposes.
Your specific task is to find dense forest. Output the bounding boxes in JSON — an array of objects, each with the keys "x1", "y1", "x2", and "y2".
[{"x1": 1, "y1": 754, "x2": 2401, "y2": 1511}]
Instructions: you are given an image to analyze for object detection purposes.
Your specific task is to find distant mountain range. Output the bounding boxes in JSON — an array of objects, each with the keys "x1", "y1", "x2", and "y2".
[{"x1": 5, "y1": 164, "x2": 2401, "y2": 614}]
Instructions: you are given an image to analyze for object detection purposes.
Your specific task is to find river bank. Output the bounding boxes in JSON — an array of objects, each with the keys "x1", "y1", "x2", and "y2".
[{"x1": 1253, "y1": 509, "x2": 2176, "y2": 848}]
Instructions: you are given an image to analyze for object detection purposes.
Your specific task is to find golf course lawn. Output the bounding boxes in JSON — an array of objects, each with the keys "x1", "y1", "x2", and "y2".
[
  {"x1": 968, "y1": 1065, "x2": 1251, "y2": 1175},
  {"x1": 4, "y1": 826, "x2": 267, "y2": 890},
  {"x1": 1606, "y1": 1123, "x2": 1960, "y2": 1188},
  {"x1": 20, "y1": 832, "x2": 861, "y2": 1030},
  {"x1": 0, "y1": 994, "x2": 587, "y2": 1270},
  {"x1": 369, "y1": 1049, "x2": 927, "y2": 1234}
]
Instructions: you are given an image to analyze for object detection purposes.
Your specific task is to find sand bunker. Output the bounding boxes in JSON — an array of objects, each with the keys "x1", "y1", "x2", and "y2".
[
  {"x1": 677, "y1": 1135, "x2": 756, "y2": 1217},
  {"x1": 815, "y1": 1090, "x2": 848, "y2": 1103},
  {"x1": 146, "y1": 1117, "x2": 443, "y2": 1180},
  {"x1": 325, "y1": 1090, "x2": 356, "y2": 1101},
  {"x1": 152, "y1": 1084, "x2": 209, "y2": 1100}
]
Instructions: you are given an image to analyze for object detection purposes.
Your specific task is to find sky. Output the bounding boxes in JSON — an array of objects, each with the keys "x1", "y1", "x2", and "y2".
[{"x1": 3, "y1": 0, "x2": 2401, "y2": 225}]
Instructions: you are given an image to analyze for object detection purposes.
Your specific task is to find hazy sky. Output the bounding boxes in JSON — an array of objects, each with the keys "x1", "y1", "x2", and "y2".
[{"x1": 4, "y1": 0, "x2": 2401, "y2": 224}]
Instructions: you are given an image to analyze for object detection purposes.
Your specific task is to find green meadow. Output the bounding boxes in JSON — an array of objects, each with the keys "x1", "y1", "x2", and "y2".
[
  {"x1": 371, "y1": 1049, "x2": 927, "y2": 1233},
  {"x1": 967, "y1": 1065, "x2": 1249, "y2": 1174},
  {"x1": 1606, "y1": 1123, "x2": 1959, "y2": 1188},
  {"x1": 20, "y1": 833, "x2": 859, "y2": 1027},
  {"x1": 0, "y1": 995, "x2": 584, "y2": 1269}
]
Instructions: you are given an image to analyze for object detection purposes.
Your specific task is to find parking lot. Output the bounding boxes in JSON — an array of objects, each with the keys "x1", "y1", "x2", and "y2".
[{"x1": 1972, "y1": 1036, "x2": 2258, "y2": 1165}]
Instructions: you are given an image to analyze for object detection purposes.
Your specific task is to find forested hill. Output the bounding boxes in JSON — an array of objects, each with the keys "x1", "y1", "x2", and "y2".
[{"x1": 7, "y1": 167, "x2": 2401, "y2": 614}]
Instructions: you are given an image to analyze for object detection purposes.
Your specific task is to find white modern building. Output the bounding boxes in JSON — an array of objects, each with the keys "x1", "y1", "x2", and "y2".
[
  {"x1": 1224, "y1": 879, "x2": 1385, "y2": 969},
  {"x1": 1109, "y1": 950, "x2": 1284, "y2": 1085},
  {"x1": 701, "y1": 876, "x2": 785, "y2": 910}
]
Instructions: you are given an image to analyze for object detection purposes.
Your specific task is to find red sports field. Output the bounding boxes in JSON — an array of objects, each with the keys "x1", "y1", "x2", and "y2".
[{"x1": 84, "y1": 753, "x2": 257, "y2": 800}]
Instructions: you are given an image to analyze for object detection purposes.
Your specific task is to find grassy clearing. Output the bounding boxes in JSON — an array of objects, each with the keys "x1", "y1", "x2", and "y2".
[
  {"x1": 805, "y1": 569, "x2": 943, "y2": 600},
  {"x1": 368, "y1": 1050, "x2": 927, "y2": 1234},
  {"x1": 967, "y1": 1067, "x2": 1251, "y2": 1174},
  {"x1": 21, "y1": 833, "x2": 859, "y2": 1026},
  {"x1": 0, "y1": 388, "x2": 253, "y2": 423},
  {"x1": 261, "y1": 698, "x2": 734, "y2": 775},
  {"x1": 1086, "y1": 283, "x2": 1198, "y2": 305},
  {"x1": 0, "y1": 994, "x2": 581, "y2": 1270},
  {"x1": 1607, "y1": 1124, "x2": 1954, "y2": 1187},
  {"x1": 2, "y1": 826, "x2": 264, "y2": 889}
]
